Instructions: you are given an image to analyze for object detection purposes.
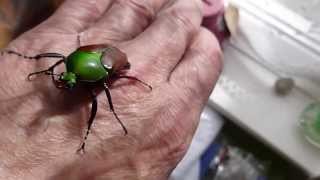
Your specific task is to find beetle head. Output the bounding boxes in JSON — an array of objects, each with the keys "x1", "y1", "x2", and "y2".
[{"x1": 60, "y1": 72, "x2": 77, "y2": 88}]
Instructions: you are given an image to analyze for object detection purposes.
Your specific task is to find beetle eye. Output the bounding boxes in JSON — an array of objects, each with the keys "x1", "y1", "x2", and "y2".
[{"x1": 103, "y1": 64, "x2": 112, "y2": 70}]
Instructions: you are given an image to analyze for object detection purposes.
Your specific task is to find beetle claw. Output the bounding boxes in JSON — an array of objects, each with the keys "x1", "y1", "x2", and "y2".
[
  {"x1": 27, "y1": 73, "x2": 37, "y2": 81},
  {"x1": 76, "y1": 143, "x2": 86, "y2": 154}
]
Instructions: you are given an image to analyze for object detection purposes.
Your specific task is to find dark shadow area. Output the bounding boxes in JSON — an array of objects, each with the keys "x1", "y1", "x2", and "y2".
[{"x1": 203, "y1": 119, "x2": 308, "y2": 180}]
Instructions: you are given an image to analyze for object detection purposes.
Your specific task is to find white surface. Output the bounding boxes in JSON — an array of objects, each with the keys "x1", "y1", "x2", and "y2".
[
  {"x1": 229, "y1": 0, "x2": 320, "y2": 99},
  {"x1": 209, "y1": 0, "x2": 320, "y2": 178},
  {"x1": 209, "y1": 44, "x2": 320, "y2": 177}
]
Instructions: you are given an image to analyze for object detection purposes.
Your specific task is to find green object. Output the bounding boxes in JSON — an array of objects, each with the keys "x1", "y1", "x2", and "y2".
[
  {"x1": 3, "y1": 44, "x2": 152, "y2": 153},
  {"x1": 66, "y1": 50, "x2": 107, "y2": 85},
  {"x1": 300, "y1": 102, "x2": 320, "y2": 148},
  {"x1": 60, "y1": 72, "x2": 77, "y2": 88}
]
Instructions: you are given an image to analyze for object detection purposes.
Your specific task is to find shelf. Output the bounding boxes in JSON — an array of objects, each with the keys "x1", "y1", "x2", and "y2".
[
  {"x1": 209, "y1": 0, "x2": 320, "y2": 177},
  {"x1": 209, "y1": 43, "x2": 320, "y2": 177}
]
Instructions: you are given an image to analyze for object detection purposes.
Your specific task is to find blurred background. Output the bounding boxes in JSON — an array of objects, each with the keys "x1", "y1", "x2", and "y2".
[
  {"x1": 0, "y1": 0, "x2": 63, "y2": 47},
  {"x1": 1, "y1": 0, "x2": 320, "y2": 180}
]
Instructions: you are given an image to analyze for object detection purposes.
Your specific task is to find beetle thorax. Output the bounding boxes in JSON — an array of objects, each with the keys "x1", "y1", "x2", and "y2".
[{"x1": 66, "y1": 50, "x2": 108, "y2": 82}]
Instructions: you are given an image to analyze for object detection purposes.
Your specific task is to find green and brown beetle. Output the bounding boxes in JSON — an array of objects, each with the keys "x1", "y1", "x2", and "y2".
[{"x1": 2, "y1": 43, "x2": 152, "y2": 153}]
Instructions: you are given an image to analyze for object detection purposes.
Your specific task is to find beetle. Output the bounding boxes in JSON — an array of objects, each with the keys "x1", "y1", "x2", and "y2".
[{"x1": 2, "y1": 44, "x2": 152, "y2": 153}]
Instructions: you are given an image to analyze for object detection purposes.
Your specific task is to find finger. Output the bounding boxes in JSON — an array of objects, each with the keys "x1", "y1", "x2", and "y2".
[
  {"x1": 84, "y1": 0, "x2": 170, "y2": 44},
  {"x1": 40, "y1": 0, "x2": 115, "y2": 33},
  {"x1": 169, "y1": 28, "x2": 222, "y2": 107},
  {"x1": 123, "y1": 0, "x2": 203, "y2": 81}
]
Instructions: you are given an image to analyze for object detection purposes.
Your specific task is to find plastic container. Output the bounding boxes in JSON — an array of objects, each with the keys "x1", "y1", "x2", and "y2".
[{"x1": 300, "y1": 102, "x2": 320, "y2": 148}]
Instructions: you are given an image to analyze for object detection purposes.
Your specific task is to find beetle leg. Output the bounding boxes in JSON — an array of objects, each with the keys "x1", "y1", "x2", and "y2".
[
  {"x1": 77, "y1": 91, "x2": 98, "y2": 153},
  {"x1": 27, "y1": 59, "x2": 65, "y2": 80},
  {"x1": 114, "y1": 75, "x2": 152, "y2": 90},
  {"x1": 1, "y1": 50, "x2": 66, "y2": 60},
  {"x1": 103, "y1": 82, "x2": 128, "y2": 135}
]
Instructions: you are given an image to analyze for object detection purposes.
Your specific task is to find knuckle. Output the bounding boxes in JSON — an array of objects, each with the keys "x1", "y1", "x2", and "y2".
[
  {"x1": 165, "y1": 0, "x2": 202, "y2": 36},
  {"x1": 118, "y1": 0, "x2": 155, "y2": 20},
  {"x1": 168, "y1": 9, "x2": 198, "y2": 36},
  {"x1": 200, "y1": 46, "x2": 223, "y2": 77},
  {"x1": 205, "y1": 46, "x2": 223, "y2": 85},
  {"x1": 195, "y1": 52, "x2": 222, "y2": 95},
  {"x1": 174, "y1": 62, "x2": 215, "y2": 103},
  {"x1": 192, "y1": 29, "x2": 223, "y2": 87},
  {"x1": 187, "y1": 72, "x2": 206, "y2": 98},
  {"x1": 72, "y1": 0, "x2": 103, "y2": 20},
  {"x1": 204, "y1": 32, "x2": 223, "y2": 72}
]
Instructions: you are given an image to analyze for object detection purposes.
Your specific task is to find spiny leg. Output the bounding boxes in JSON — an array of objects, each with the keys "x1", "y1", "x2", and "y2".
[
  {"x1": 103, "y1": 82, "x2": 128, "y2": 135},
  {"x1": 2, "y1": 50, "x2": 66, "y2": 60},
  {"x1": 27, "y1": 59, "x2": 65, "y2": 80},
  {"x1": 77, "y1": 91, "x2": 98, "y2": 153},
  {"x1": 114, "y1": 75, "x2": 152, "y2": 90},
  {"x1": 27, "y1": 69, "x2": 56, "y2": 80}
]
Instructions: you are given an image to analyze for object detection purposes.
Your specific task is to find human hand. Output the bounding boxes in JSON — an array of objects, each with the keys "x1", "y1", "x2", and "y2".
[{"x1": 0, "y1": 0, "x2": 222, "y2": 179}]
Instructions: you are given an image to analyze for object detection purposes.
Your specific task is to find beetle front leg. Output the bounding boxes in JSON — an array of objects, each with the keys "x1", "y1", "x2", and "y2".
[
  {"x1": 77, "y1": 91, "x2": 98, "y2": 153},
  {"x1": 103, "y1": 82, "x2": 128, "y2": 135},
  {"x1": 27, "y1": 59, "x2": 66, "y2": 89},
  {"x1": 27, "y1": 59, "x2": 65, "y2": 79}
]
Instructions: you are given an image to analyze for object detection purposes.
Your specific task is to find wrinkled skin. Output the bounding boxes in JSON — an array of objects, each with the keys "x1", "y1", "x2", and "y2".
[{"x1": 0, "y1": 0, "x2": 222, "y2": 179}]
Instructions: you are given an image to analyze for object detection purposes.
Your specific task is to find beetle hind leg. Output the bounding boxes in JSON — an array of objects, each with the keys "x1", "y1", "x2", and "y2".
[
  {"x1": 114, "y1": 75, "x2": 152, "y2": 90},
  {"x1": 77, "y1": 91, "x2": 98, "y2": 153},
  {"x1": 103, "y1": 82, "x2": 128, "y2": 135}
]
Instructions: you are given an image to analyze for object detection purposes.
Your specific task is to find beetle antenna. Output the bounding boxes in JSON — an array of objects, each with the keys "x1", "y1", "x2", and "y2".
[
  {"x1": 1, "y1": 49, "x2": 38, "y2": 60},
  {"x1": 1, "y1": 49, "x2": 66, "y2": 60}
]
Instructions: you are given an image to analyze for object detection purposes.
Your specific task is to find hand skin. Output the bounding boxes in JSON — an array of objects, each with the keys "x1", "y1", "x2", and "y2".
[{"x1": 0, "y1": 0, "x2": 222, "y2": 179}]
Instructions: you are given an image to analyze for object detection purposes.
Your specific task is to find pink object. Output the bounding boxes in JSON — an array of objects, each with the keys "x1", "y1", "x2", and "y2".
[
  {"x1": 202, "y1": 0, "x2": 229, "y2": 44},
  {"x1": 203, "y1": 0, "x2": 224, "y2": 17}
]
